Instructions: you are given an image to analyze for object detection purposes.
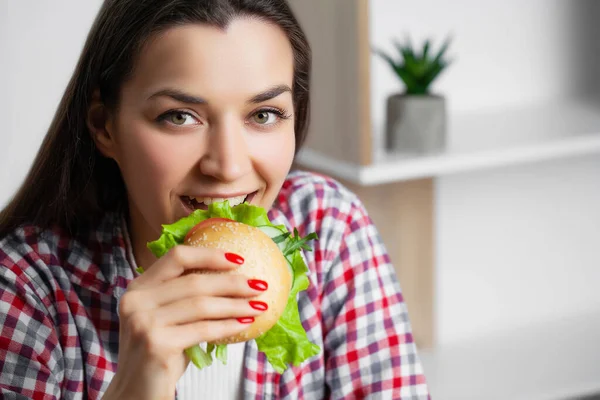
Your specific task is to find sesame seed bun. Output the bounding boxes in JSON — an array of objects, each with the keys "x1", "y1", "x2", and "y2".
[{"x1": 184, "y1": 219, "x2": 292, "y2": 344}]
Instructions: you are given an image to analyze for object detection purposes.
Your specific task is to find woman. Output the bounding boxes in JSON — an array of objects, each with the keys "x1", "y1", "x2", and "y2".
[{"x1": 0, "y1": 1, "x2": 430, "y2": 399}]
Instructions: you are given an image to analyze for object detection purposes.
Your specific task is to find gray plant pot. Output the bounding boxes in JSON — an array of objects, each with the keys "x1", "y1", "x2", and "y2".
[{"x1": 385, "y1": 94, "x2": 447, "y2": 154}]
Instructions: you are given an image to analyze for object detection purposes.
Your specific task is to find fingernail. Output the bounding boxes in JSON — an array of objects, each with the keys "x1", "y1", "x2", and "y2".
[
  {"x1": 248, "y1": 279, "x2": 268, "y2": 291},
  {"x1": 225, "y1": 253, "x2": 244, "y2": 265},
  {"x1": 237, "y1": 317, "x2": 254, "y2": 324},
  {"x1": 249, "y1": 300, "x2": 268, "y2": 311}
]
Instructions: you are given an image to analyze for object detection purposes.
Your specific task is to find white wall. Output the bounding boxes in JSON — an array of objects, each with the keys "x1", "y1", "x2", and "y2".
[
  {"x1": 436, "y1": 155, "x2": 600, "y2": 344},
  {"x1": 369, "y1": 0, "x2": 581, "y2": 111},
  {"x1": 0, "y1": 1, "x2": 103, "y2": 207},
  {"x1": 369, "y1": 0, "x2": 600, "y2": 345}
]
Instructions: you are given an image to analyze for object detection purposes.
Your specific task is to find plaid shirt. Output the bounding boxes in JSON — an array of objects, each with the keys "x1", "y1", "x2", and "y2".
[{"x1": 0, "y1": 171, "x2": 430, "y2": 399}]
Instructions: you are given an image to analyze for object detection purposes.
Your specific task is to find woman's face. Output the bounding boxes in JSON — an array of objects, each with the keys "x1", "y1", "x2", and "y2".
[{"x1": 100, "y1": 19, "x2": 296, "y2": 250}]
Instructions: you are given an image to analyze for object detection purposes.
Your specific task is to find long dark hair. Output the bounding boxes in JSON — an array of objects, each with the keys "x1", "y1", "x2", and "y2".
[{"x1": 0, "y1": 0, "x2": 311, "y2": 238}]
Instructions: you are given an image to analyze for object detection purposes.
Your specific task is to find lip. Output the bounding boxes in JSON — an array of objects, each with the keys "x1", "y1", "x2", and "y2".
[
  {"x1": 179, "y1": 191, "x2": 258, "y2": 214},
  {"x1": 183, "y1": 191, "x2": 253, "y2": 199}
]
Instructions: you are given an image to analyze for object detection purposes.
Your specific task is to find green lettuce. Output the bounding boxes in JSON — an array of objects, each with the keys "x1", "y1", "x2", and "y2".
[{"x1": 143, "y1": 200, "x2": 321, "y2": 373}]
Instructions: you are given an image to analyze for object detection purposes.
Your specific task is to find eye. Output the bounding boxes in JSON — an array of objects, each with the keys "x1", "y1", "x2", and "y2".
[
  {"x1": 157, "y1": 111, "x2": 199, "y2": 126},
  {"x1": 168, "y1": 111, "x2": 196, "y2": 125},
  {"x1": 252, "y1": 110, "x2": 278, "y2": 125},
  {"x1": 249, "y1": 108, "x2": 291, "y2": 128}
]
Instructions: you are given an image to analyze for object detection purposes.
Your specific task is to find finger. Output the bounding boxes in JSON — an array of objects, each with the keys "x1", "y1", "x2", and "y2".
[
  {"x1": 169, "y1": 318, "x2": 252, "y2": 348},
  {"x1": 148, "y1": 273, "x2": 268, "y2": 307},
  {"x1": 155, "y1": 296, "x2": 267, "y2": 326},
  {"x1": 134, "y1": 245, "x2": 244, "y2": 288}
]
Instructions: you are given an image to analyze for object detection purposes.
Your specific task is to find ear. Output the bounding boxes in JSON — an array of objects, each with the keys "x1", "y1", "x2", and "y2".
[{"x1": 87, "y1": 89, "x2": 119, "y2": 162}]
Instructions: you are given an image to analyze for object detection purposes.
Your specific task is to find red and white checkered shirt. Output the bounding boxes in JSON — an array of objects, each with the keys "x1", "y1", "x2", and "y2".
[{"x1": 0, "y1": 171, "x2": 430, "y2": 399}]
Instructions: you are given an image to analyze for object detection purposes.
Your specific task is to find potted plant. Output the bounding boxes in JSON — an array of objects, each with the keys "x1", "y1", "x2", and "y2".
[{"x1": 374, "y1": 36, "x2": 453, "y2": 154}]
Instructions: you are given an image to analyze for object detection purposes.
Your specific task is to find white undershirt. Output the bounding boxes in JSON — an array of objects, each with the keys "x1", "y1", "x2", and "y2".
[
  {"x1": 176, "y1": 343, "x2": 246, "y2": 400},
  {"x1": 121, "y1": 220, "x2": 246, "y2": 399}
]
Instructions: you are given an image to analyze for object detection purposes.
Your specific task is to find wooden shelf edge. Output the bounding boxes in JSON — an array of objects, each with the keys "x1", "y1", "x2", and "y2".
[{"x1": 296, "y1": 133, "x2": 600, "y2": 186}]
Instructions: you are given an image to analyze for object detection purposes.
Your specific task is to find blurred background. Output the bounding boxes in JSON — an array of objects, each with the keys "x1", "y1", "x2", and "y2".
[{"x1": 1, "y1": 1, "x2": 600, "y2": 399}]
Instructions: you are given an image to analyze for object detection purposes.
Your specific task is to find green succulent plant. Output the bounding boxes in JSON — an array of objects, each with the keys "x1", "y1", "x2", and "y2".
[{"x1": 373, "y1": 36, "x2": 453, "y2": 95}]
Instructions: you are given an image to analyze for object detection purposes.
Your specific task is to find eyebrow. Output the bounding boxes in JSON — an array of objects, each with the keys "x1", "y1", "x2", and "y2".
[
  {"x1": 147, "y1": 84, "x2": 292, "y2": 105},
  {"x1": 247, "y1": 84, "x2": 292, "y2": 104},
  {"x1": 148, "y1": 89, "x2": 206, "y2": 104}
]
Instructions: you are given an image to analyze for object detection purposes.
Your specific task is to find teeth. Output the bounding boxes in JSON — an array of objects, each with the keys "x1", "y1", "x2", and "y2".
[
  {"x1": 227, "y1": 195, "x2": 247, "y2": 206},
  {"x1": 189, "y1": 195, "x2": 247, "y2": 207}
]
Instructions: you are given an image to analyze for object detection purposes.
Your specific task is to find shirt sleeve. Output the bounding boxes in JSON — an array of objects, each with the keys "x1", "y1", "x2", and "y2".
[
  {"x1": 321, "y1": 199, "x2": 430, "y2": 400},
  {"x1": 0, "y1": 264, "x2": 62, "y2": 400}
]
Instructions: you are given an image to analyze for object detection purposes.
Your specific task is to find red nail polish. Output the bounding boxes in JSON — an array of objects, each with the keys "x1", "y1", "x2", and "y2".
[
  {"x1": 248, "y1": 279, "x2": 268, "y2": 291},
  {"x1": 237, "y1": 317, "x2": 254, "y2": 324},
  {"x1": 249, "y1": 300, "x2": 268, "y2": 311},
  {"x1": 225, "y1": 253, "x2": 244, "y2": 265}
]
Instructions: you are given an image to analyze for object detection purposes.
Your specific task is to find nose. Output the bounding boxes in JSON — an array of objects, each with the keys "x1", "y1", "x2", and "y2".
[{"x1": 198, "y1": 118, "x2": 252, "y2": 181}]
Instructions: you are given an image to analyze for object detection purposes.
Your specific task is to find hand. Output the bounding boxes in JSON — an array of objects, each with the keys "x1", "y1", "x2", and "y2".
[{"x1": 103, "y1": 245, "x2": 268, "y2": 400}]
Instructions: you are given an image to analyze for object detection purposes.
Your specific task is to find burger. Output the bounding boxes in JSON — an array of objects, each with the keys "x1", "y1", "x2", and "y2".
[{"x1": 141, "y1": 200, "x2": 320, "y2": 373}]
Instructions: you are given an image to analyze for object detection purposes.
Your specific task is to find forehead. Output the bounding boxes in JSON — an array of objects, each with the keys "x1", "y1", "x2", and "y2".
[{"x1": 126, "y1": 18, "x2": 295, "y2": 101}]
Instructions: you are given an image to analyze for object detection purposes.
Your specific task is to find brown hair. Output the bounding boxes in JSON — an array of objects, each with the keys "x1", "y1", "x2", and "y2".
[{"x1": 0, "y1": 0, "x2": 311, "y2": 238}]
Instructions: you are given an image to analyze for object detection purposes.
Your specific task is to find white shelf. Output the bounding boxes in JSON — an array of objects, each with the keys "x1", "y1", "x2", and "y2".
[
  {"x1": 419, "y1": 311, "x2": 600, "y2": 400},
  {"x1": 296, "y1": 100, "x2": 600, "y2": 186}
]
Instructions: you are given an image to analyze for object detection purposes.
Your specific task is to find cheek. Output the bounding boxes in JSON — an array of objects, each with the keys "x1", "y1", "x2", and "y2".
[
  {"x1": 250, "y1": 128, "x2": 295, "y2": 186},
  {"x1": 114, "y1": 120, "x2": 194, "y2": 198}
]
